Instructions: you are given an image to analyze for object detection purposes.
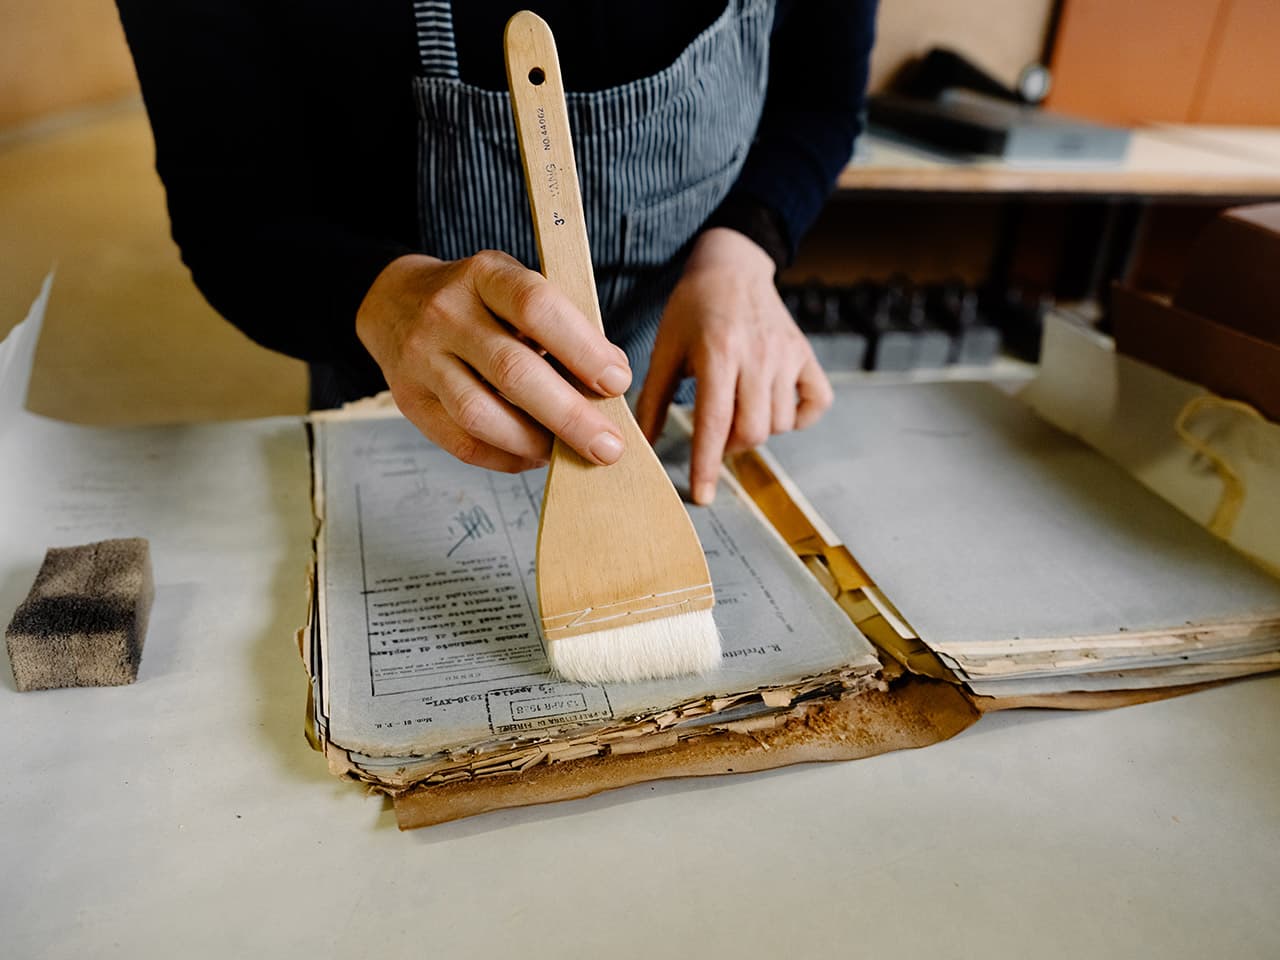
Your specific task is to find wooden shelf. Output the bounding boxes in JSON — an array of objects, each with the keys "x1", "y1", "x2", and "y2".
[{"x1": 839, "y1": 127, "x2": 1280, "y2": 198}]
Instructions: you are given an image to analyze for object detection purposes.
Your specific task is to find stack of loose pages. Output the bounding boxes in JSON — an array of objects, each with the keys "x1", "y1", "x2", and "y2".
[
  {"x1": 306, "y1": 405, "x2": 883, "y2": 795},
  {"x1": 764, "y1": 369, "x2": 1280, "y2": 699}
]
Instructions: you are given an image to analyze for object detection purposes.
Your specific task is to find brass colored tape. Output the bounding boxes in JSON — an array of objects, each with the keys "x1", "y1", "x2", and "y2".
[{"x1": 729, "y1": 449, "x2": 960, "y2": 684}]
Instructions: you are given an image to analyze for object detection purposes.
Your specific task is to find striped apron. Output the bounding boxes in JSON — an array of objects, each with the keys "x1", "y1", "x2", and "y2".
[{"x1": 409, "y1": 0, "x2": 774, "y2": 391}]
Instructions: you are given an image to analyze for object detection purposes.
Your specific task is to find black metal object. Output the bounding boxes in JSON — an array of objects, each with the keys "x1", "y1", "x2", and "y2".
[{"x1": 780, "y1": 277, "x2": 1012, "y2": 370}]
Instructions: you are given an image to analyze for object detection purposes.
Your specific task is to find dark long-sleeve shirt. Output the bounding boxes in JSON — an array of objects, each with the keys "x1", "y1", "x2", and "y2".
[{"x1": 115, "y1": 1, "x2": 876, "y2": 376}]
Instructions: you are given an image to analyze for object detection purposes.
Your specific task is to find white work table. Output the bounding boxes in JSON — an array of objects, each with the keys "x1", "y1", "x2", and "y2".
[{"x1": 1, "y1": 318, "x2": 1277, "y2": 959}]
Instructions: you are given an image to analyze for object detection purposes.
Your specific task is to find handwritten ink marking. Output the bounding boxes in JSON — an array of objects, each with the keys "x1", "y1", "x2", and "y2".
[{"x1": 447, "y1": 505, "x2": 495, "y2": 557}]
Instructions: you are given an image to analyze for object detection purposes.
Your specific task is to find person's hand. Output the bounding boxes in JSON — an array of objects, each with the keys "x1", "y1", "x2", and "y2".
[
  {"x1": 635, "y1": 228, "x2": 832, "y2": 505},
  {"x1": 356, "y1": 251, "x2": 632, "y2": 473}
]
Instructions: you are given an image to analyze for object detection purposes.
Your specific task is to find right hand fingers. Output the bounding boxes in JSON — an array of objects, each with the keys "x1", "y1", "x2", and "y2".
[
  {"x1": 433, "y1": 252, "x2": 623, "y2": 466},
  {"x1": 395, "y1": 387, "x2": 546, "y2": 474},
  {"x1": 430, "y1": 354, "x2": 553, "y2": 463},
  {"x1": 359, "y1": 252, "x2": 627, "y2": 469},
  {"x1": 466, "y1": 251, "x2": 632, "y2": 398},
  {"x1": 458, "y1": 313, "x2": 625, "y2": 466}
]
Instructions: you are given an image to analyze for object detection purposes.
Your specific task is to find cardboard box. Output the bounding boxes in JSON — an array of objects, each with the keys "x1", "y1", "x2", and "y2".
[
  {"x1": 1174, "y1": 203, "x2": 1280, "y2": 347},
  {"x1": 1111, "y1": 283, "x2": 1280, "y2": 422}
]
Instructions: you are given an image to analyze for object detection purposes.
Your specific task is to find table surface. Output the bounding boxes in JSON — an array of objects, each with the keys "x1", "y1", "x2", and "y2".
[
  {"x1": 840, "y1": 125, "x2": 1280, "y2": 197},
  {"x1": 1149, "y1": 123, "x2": 1280, "y2": 166},
  {"x1": 1, "y1": 287, "x2": 1278, "y2": 960}
]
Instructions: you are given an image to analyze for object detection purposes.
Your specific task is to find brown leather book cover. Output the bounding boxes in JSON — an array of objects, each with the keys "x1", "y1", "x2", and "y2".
[{"x1": 392, "y1": 676, "x2": 978, "y2": 830}]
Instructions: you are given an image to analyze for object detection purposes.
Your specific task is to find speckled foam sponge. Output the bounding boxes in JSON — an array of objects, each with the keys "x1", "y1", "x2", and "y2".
[{"x1": 5, "y1": 538, "x2": 154, "y2": 692}]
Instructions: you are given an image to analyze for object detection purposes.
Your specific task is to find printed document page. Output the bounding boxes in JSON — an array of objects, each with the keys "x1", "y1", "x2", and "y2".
[{"x1": 313, "y1": 412, "x2": 878, "y2": 758}]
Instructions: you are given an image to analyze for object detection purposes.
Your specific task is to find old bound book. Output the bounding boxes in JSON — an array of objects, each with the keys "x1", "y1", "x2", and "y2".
[{"x1": 304, "y1": 358, "x2": 1280, "y2": 827}]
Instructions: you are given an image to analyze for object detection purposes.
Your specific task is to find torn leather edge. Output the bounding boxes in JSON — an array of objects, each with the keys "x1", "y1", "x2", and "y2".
[
  {"x1": 328, "y1": 669, "x2": 883, "y2": 793},
  {"x1": 392, "y1": 675, "x2": 979, "y2": 829}
]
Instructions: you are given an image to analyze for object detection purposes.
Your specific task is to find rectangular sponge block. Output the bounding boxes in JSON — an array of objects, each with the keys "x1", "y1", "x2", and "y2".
[{"x1": 5, "y1": 538, "x2": 154, "y2": 692}]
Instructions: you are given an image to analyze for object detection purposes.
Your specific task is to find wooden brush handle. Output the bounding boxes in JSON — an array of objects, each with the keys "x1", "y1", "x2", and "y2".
[
  {"x1": 504, "y1": 12, "x2": 715, "y2": 648},
  {"x1": 504, "y1": 12, "x2": 604, "y2": 336}
]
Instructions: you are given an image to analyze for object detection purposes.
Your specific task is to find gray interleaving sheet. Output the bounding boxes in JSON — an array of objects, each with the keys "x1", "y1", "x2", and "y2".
[{"x1": 765, "y1": 381, "x2": 1280, "y2": 673}]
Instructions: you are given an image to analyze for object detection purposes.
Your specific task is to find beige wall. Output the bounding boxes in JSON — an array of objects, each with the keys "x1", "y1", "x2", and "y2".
[
  {"x1": 869, "y1": 0, "x2": 1057, "y2": 93},
  {"x1": 0, "y1": 0, "x2": 138, "y2": 130},
  {"x1": 1, "y1": 0, "x2": 1056, "y2": 131},
  {"x1": 1047, "y1": 0, "x2": 1280, "y2": 125}
]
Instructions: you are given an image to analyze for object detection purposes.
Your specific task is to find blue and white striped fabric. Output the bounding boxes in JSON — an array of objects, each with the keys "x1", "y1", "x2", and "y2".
[
  {"x1": 410, "y1": 0, "x2": 773, "y2": 384},
  {"x1": 412, "y1": 1, "x2": 461, "y2": 81}
]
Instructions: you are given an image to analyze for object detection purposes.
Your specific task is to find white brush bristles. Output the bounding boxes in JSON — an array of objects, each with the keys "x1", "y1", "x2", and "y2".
[{"x1": 546, "y1": 609, "x2": 721, "y2": 684}]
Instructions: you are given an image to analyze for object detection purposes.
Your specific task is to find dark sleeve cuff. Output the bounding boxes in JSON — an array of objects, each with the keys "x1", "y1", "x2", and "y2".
[{"x1": 702, "y1": 192, "x2": 792, "y2": 273}]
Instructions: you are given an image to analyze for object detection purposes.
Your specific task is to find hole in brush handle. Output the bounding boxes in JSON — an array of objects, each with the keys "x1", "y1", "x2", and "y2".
[{"x1": 528, "y1": 67, "x2": 545, "y2": 85}]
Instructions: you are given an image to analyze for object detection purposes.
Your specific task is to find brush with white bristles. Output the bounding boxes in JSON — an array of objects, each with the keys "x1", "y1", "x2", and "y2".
[{"x1": 505, "y1": 11, "x2": 720, "y2": 683}]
